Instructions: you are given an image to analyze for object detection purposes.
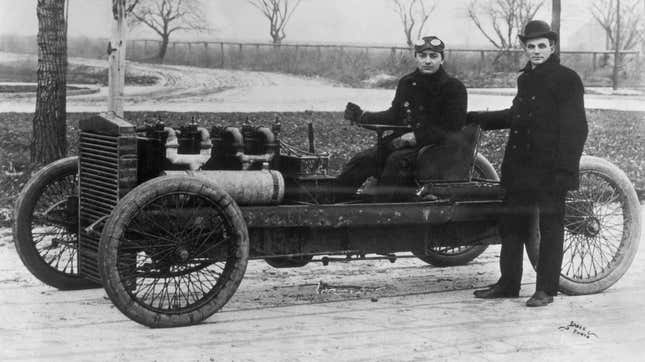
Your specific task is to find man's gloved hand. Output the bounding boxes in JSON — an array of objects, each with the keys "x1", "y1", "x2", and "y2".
[
  {"x1": 344, "y1": 102, "x2": 363, "y2": 124},
  {"x1": 391, "y1": 132, "x2": 417, "y2": 149},
  {"x1": 466, "y1": 111, "x2": 480, "y2": 125}
]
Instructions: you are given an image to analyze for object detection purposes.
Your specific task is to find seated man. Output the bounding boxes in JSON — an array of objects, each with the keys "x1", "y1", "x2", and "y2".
[{"x1": 336, "y1": 35, "x2": 468, "y2": 201}]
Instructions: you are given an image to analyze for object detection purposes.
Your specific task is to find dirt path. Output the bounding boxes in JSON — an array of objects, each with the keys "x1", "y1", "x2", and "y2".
[
  {"x1": 0, "y1": 207, "x2": 643, "y2": 361},
  {"x1": 1, "y1": 52, "x2": 644, "y2": 113},
  {"x1": 1, "y1": 52, "x2": 644, "y2": 360}
]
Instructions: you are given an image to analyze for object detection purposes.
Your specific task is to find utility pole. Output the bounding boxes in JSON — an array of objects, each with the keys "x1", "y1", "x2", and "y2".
[
  {"x1": 612, "y1": 0, "x2": 621, "y2": 90},
  {"x1": 108, "y1": 0, "x2": 127, "y2": 117},
  {"x1": 551, "y1": 0, "x2": 561, "y2": 55}
]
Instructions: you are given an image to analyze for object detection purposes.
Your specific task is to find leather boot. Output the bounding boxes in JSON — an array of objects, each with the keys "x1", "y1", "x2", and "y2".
[
  {"x1": 473, "y1": 284, "x2": 519, "y2": 299},
  {"x1": 526, "y1": 290, "x2": 554, "y2": 307}
]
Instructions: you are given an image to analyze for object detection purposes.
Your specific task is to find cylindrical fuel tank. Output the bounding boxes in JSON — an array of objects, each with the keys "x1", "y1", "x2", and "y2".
[{"x1": 163, "y1": 170, "x2": 284, "y2": 205}]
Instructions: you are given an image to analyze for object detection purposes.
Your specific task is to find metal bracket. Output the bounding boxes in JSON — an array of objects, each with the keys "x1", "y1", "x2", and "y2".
[
  {"x1": 107, "y1": 41, "x2": 118, "y2": 55},
  {"x1": 84, "y1": 215, "x2": 109, "y2": 238}
]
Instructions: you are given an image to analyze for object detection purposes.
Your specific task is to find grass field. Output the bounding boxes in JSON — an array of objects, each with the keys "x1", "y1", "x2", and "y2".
[
  {"x1": 0, "y1": 109, "x2": 643, "y2": 225},
  {"x1": 0, "y1": 60, "x2": 157, "y2": 86}
]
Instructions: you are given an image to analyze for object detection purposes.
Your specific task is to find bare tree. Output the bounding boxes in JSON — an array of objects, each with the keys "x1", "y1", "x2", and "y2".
[
  {"x1": 392, "y1": 0, "x2": 437, "y2": 48},
  {"x1": 591, "y1": 0, "x2": 644, "y2": 51},
  {"x1": 126, "y1": 0, "x2": 209, "y2": 61},
  {"x1": 247, "y1": 0, "x2": 302, "y2": 44},
  {"x1": 32, "y1": 0, "x2": 68, "y2": 163},
  {"x1": 592, "y1": 0, "x2": 644, "y2": 89},
  {"x1": 467, "y1": 0, "x2": 544, "y2": 50}
]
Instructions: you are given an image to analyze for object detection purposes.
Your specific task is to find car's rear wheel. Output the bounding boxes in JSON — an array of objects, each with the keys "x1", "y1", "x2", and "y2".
[
  {"x1": 265, "y1": 255, "x2": 314, "y2": 268},
  {"x1": 526, "y1": 156, "x2": 641, "y2": 295},
  {"x1": 414, "y1": 153, "x2": 497, "y2": 266}
]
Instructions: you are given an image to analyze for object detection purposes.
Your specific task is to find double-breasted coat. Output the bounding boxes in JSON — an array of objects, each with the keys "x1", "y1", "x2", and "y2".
[
  {"x1": 472, "y1": 55, "x2": 588, "y2": 191},
  {"x1": 335, "y1": 66, "x2": 468, "y2": 200},
  {"x1": 363, "y1": 66, "x2": 467, "y2": 145}
]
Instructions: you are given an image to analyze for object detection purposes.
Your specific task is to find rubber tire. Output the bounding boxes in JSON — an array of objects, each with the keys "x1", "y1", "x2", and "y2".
[
  {"x1": 99, "y1": 175, "x2": 249, "y2": 328},
  {"x1": 13, "y1": 156, "x2": 98, "y2": 290},
  {"x1": 265, "y1": 255, "x2": 314, "y2": 268},
  {"x1": 526, "y1": 156, "x2": 641, "y2": 295},
  {"x1": 414, "y1": 153, "x2": 497, "y2": 266}
]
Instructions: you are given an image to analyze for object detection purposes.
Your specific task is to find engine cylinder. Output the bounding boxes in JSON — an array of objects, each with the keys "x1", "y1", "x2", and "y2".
[{"x1": 163, "y1": 170, "x2": 284, "y2": 205}]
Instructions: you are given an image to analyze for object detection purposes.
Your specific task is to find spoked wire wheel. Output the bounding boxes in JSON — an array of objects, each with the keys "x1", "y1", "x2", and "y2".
[
  {"x1": 414, "y1": 153, "x2": 498, "y2": 266},
  {"x1": 527, "y1": 156, "x2": 641, "y2": 295},
  {"x1": 99, "y1": 176, "x2": 249, "y2": 328},
  {"x1": 13, "y1": 156, "x2": 97, "y2": 289}
]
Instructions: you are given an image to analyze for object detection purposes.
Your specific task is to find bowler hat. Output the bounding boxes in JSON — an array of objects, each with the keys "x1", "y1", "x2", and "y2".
[
  {"x1": 518, "y1": 20, "x2": 558, "y2": 43},
  {"x1": 414, "y1": 36, "x2": 445, "y2": 55}
]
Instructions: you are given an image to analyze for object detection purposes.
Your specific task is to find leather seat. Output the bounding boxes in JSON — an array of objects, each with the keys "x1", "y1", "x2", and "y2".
[{"x1": 415, "y1": 124, "x2": 481, "y2": 183}]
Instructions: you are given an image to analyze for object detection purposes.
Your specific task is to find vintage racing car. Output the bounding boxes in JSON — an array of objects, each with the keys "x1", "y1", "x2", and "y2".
[{"x1": 13, "y1": 112, "x2": 641, "y2": 328}]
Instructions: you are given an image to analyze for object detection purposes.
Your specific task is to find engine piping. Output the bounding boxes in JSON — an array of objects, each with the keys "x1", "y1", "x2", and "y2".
[
  {"x1": 165, "y1": 127, "x2": 212, "y2": 170},
  {"x1": 237, "y1": 126, "x2": 277, "y2": 170}
]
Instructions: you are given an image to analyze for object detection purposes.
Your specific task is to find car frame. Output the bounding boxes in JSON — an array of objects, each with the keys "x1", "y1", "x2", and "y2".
[{"x1": 13, "y1": 112, "x2": 641, "y2": 328}]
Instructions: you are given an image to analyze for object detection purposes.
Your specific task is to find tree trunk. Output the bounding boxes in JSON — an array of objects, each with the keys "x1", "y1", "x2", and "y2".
[
  {"x1": 405, "y1": 27, "x2": 413, "y2": 48},
  {"x1": 158, "y1": 35, "x2": 169, "y2": 62},
  {"x1": 32, "y1": 0, "x2": 67, "y2": 164},
  {"x1": 612, "y1": 0, "x2": 621, "y2": 90}
]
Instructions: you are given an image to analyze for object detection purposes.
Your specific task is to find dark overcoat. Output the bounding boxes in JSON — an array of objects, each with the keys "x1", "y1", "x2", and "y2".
[
  {"x1": 473, "y1": 55, "x2": 588, "y2": 191},
  {"x1": 335, "y1": 66, "x2": 467, "y2": 201},
  {"x1": 362, "y1": 66, "x2": 468, "y2": 146}
]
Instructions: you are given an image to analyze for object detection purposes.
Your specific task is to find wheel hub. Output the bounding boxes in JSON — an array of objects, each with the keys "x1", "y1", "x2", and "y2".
[
  {"x1": 584, "y1": 217, "x2": 601, "y2": 237},
  {"x1": 176, "y1": 248, "x2": 190, "y2": 262}
]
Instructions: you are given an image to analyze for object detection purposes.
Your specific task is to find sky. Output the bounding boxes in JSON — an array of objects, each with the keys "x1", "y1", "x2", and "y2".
[{"x1": 0, "y1": 0, "x2": 598, "y2": 49}]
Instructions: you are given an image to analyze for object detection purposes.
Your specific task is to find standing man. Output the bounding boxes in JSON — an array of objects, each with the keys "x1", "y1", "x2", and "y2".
[
  {"x1": 336, "y1": 35, "x2": 468, "y2": 201},
  {"x1": 470, "y1": 20, "x2": 588, "y2": 306}
]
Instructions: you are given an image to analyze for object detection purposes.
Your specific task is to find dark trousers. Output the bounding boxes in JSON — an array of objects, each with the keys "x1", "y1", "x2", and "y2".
[
  {"x1": 335, "y1": 146, "x2": 418, "y2": 202},
  {"x1": 335, "y1": 147, "x2": 380, "y2": 202},
  {"x1": 498, "y1": 189, "x2": 567, "y2": 296},
  {"x1": 379, "y1": 147, "x2": 419, "y2": 200}
]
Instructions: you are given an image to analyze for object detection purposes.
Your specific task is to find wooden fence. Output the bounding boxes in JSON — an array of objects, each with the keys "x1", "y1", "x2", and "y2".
[
  {"x1": 0, "y1": 35, "x2": 641, "y2": 87},
  {"x1": 124, "y1": 39, "x2": 642, "y2": 87},
  {"x1": 128, "y1": 39, "x2": 639, "y2": 72}
]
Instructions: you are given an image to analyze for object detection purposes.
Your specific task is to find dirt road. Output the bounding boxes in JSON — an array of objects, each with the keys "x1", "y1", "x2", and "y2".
[
  {"x1": 1, "y1": 52, "x2": 644, "y2": 113},
  {"x1": 0, "y1": 207, "x2": 643, "y2": 361},
  {"x1": 1, "y1": 52, "x2": 644, "y2": 360}
]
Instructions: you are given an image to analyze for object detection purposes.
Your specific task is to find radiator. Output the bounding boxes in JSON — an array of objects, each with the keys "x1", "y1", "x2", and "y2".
[{"x1": 78, "y1": 113, "x2": 137, "y2": 283}]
